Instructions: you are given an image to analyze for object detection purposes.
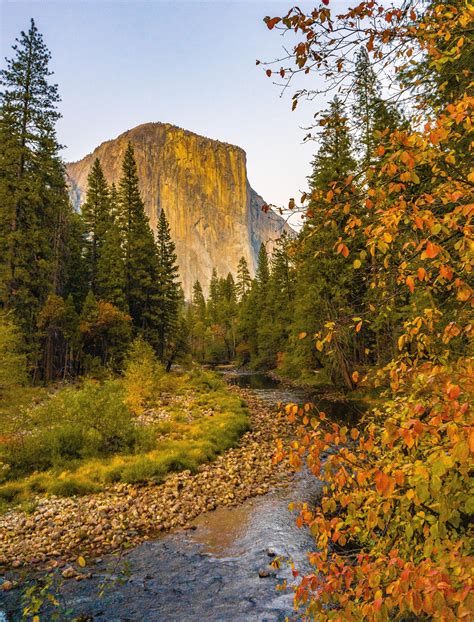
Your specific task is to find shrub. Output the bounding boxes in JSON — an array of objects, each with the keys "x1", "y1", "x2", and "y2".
[
  {"x1": 2, "y1": 379, "x2": 137, "y2": 477},
  {"x1": 122, "y1": 337, "x2": 165, "y2": 415}
]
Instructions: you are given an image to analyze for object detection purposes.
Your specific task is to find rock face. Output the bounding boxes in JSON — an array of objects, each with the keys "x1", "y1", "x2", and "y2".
[{"x1": 67, "y1": 123, "x2": 292, "y2": 298}]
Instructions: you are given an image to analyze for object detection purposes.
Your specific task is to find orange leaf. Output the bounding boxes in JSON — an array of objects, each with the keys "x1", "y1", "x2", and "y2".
[
  {"x1": 406, "y1": 276, "x2": 415, "y2": 293},
  {"x1": 425, "y1": 241, "x2": 440, "y2": 258},
  {"x1": 375, "y1": 471, "x2": 395, "y2": 497},
  {"x1": 439, "y1": 265, "x2": 453, "y2": 280},
  {"x1": 447, "y1": 384, "x2": 460, "y2": 400},
  {"x1": 266, "y1": 17, "x2": 281, "y2": 29}
]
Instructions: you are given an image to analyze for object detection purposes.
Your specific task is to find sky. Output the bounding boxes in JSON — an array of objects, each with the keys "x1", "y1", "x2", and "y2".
[{"x1": 1, "y1": 0, "x2": 338, "y2": 212}]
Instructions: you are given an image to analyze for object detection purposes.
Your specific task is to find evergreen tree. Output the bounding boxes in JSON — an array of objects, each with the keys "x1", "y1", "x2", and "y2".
[
  {"x1": 192, "y1": 280, "x2": 206, "y2": 322},
  {"x1": 81, "y1": 158, "x2": 111, "y2": 291},
  {"x1": 289, "y1": 98, "x2": 357, "y2": 387},
  {"x1": 189, "y1": 280, "x2": 207, "y2": 361},
  {"x1": 218, "y1": 273, "x2": 238, "y2": 360},
  {"x1": 109, "y1": 182, "x2": 119, "y2": 220},
  {"x1": 116, "y1": 143, "x2": 161, "y2": 337},
  {"x1": 352, "y1": 47, "x2": 403, "y2": 169},
  {"x1": 96, "y1": 220, "x2": 127, "y2": 311},
  {"x1": 0, "y1": 19, "x2": 72, "y2": 353},
  {"x1": 255, "y1": 244, "x2": 270, "y2": 289},
  {"x1": 155, "y1": 209, "x2": 181, "y2": 359},
  {"x1": 236, "y1": 256, "x2": 252, "y2": 301},
  {"x1": 63, "y1": 211, "x2": 88, "y2": 310},
  {"x1": 352, "y1": 47, "x2": 381, "y2": 168},
  {"x1": 260, "y1": 232, "x2": 296, "y2": 368},
  {"x1": 310, "y1": 97, "x2": 355, "y2": 189},
  {"x1": 208, "y1": 268, "x2": 220, "y2": 325}
]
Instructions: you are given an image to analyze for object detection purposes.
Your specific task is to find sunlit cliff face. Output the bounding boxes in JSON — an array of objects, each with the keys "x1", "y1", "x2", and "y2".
[{"x1": 67, "y1": 122, "x2": 292, "y2": 298}]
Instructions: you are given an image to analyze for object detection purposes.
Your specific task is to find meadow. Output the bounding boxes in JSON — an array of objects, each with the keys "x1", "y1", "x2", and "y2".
[{"x1": 0, "y1": 341, "x2": 249, "y2": 511}]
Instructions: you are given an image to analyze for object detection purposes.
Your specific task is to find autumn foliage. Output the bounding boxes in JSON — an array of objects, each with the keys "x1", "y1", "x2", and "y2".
[{"x1": 266, "y1": 0, "x2": 473, "y2": 619}]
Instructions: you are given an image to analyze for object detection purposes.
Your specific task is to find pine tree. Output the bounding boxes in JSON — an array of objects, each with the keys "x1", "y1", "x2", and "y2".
[
  {"x1": 155, "y1": 209, "x2": 181, "y2": 359},
  {"x1": 310, "y1": 98, "x2": 355, "y2": 190},
  {"x1": 290, "y1": 98, "x2": 357, "y2": 387},
  {"x1": 352, "y1": 47, "x2": 381, "y2": 168},
  {"x1": 236, "y1": 256, "x2": 252, "y2": 301},
  {"x1": 63, "y1": 211, "x2": 88, "y2": 310},
  {"x1": 255, "y1": 244, "x2": 270, "y2": 289},
  {"x1": 109, "y1": 182, "x2": 119, "y2": 220},
  {"x1": 189, "y1": 280, "x2": 207, "y2": 361},
  {"x1": 192, "y1": 280, "x2": 206, "y2": 322},
  {"x1": 352, "y1": 48, "x2": 403, "y2": 169},
  {"x1": 0, "y1": 19, "x2": 72, "y2": 353},
  {"x1": 263, "y1": 232, "x2": 295, "y2": 366},
  {"x1": 208, "y1": 268, "x2": 220, "y2": 325},
  {"x1": 81, "y1": 158, "x2": 111, "y2": 291},
  {"x1": 96, "y1": 220, "x2": 127, "y2": 311},
  {"x1": 116, "y1": 143, "x2": 161, "y2": 336}
]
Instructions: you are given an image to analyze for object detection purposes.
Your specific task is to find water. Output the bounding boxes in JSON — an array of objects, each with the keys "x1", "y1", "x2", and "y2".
[{"x1": 0, "y1": 373, "x2": 355, "y2": 621}]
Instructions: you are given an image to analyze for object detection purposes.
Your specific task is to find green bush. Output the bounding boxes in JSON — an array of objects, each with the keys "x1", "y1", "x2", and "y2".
[
  {"x1": 2, "y1": 379, "x2": 137, "y2": 478},
  {"x1": 0, "y1": 368, "x2": 250, "y2": 509},
  {"x1": 0, "y1": 481, "x2": 24, "y2": 502}
]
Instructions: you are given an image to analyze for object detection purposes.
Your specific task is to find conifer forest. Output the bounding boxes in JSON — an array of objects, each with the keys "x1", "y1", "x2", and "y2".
[{"x1": 0, "y1": 1, "x2": 472, "y2": 621}]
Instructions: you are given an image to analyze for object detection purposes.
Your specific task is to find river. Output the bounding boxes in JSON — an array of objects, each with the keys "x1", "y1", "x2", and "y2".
[{"x1": 1, "y1": 373, "x2": 360, "y2": 622}]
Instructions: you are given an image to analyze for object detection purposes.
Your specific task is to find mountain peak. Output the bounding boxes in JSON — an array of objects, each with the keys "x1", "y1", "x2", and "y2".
[{"x1": 67, "y1": 122, "x2": 291, "y2": 297}]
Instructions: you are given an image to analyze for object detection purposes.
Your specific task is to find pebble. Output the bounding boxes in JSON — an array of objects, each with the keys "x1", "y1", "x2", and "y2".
[{"x1": 61, "y1": 566, "x2": 76, "y2": 579}]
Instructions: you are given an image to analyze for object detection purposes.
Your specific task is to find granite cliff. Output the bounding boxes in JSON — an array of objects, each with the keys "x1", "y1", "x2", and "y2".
[{"x1": 67, "y1": 123, "x2": 291, "y2": 298}]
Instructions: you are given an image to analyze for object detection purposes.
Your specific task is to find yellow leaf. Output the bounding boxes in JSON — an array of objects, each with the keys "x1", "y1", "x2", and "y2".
[
  {"x1": 353, "y1": 259, "x2": 361, "y2": 269},
  {"x1": 298, "y1": 332, "x2": 307, "y2": 340},
  {"x1": 77, "y1": 555, "x2": 86, "y2": 568}
]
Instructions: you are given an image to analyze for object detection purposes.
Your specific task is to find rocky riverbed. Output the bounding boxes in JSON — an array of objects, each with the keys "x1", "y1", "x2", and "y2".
[{"x1": 0, "y1": 373, "x2": 354, "y2": 621}]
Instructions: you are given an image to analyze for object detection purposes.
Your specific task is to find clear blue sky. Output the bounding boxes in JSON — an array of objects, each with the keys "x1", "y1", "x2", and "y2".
[{"x1": 1, "y1": 0, "x2": 341, "y2": 210}]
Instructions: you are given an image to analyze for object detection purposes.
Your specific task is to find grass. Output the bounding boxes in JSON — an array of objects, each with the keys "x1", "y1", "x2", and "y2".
[{"x1": 0, "y1": 367, "x2": 249, "y2": 510}]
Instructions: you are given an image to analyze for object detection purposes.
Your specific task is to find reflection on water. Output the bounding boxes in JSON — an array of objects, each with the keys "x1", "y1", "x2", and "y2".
[
  {"x1": 226, "y1": 372, "x2": 281, "y2": 390},
  {"x1": 189, "y1": 500, "x2": 254, "y2": 556},
  {"x1": 227, "y1": 370, "x2": 365, "y2": 425}
]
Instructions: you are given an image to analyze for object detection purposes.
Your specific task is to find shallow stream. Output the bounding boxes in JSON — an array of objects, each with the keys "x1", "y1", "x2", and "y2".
[{"x1": 1, "y1": 373, "x2": 360, "y2": 622}]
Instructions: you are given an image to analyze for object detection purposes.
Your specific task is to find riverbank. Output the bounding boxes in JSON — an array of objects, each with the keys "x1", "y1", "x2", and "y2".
[{"x1": 0, "y1": 386, "x2": 295, "y2": 578}]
